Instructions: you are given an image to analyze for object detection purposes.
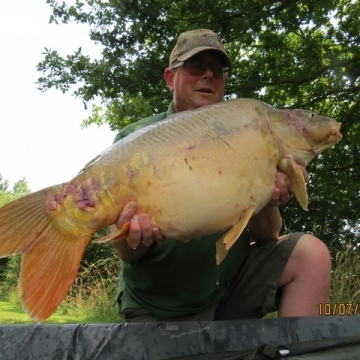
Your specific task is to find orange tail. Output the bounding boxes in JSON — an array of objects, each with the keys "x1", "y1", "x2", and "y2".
[{"x1": 0, "y1": 186, "x2": 92, "y2": 322}]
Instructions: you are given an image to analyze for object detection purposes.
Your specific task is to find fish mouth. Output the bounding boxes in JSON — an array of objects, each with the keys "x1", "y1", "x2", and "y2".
[
  {"x1": 331, "y1": 123, "x2": 342, "y2": 141},
  {"x1": 319, "y1": 123, "x2": 342, "y2": 147},
  {"x1": 307, "y1": 125, "x2": 342, "y2": 161}
]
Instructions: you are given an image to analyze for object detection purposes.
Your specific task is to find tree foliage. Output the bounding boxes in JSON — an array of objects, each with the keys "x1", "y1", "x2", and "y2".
[
  {"x1": 0, "y1": 175, "x2": 31, "y2": 207},
  {"x1": 37, "y1": 0, "x2": 360, "y2": 253}
]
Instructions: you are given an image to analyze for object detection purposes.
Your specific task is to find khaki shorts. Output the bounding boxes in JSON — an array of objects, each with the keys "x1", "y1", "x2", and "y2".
[{"x1": 121, "y1": 232, "x2": 303, "y2": 322}]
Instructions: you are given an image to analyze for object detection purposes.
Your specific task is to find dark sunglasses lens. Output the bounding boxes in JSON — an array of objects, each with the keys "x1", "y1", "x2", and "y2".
[{"x1": 185, "y1": 62, "x2": 227, "y2": 78}]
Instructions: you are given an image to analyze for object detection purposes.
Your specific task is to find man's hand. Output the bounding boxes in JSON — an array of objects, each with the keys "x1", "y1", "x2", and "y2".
[
  {"x1": 268, "y1": 166, "x2": 309, "y2": 208},
  {"x1": 115, "y1": 201, "x2": 163, "y2": 249},
  {"x1": 248, "y1": 165, "x2": 309, "y2": 243}
]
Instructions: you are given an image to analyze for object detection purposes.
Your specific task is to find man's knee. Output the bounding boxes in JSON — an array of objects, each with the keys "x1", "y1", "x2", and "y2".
[
  {"x1": 295, "y1": 234, "x2": 331, "y2": 268},
  {"x1": 279, "y1": 233, "x2": 331, "y2": 287}
]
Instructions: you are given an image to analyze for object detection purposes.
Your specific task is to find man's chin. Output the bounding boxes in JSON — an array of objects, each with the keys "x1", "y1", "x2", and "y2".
[{"x1": 194, "y1": 96, "x2": 219, "y2": 108}]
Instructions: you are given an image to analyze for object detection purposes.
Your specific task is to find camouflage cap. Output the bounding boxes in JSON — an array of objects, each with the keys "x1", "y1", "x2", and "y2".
[{"x1": 169, "y1": 29, "x2": 232, "y2": 68}]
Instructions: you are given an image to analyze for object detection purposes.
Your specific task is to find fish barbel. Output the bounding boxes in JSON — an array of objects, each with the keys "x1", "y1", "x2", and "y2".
[{"x1": 0, "y1": 98, "x2": 342, "y2": 321}]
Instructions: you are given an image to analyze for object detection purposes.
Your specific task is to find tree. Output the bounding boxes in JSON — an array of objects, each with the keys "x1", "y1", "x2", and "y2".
[
  {"x1": 0, "y1": 174, "x2": 9, "y2": 192},
  {"x1": 0, "y1": 175, "x2": 31, "y2": 207},
  {"x1": 37, "y1": 0, "x2": 360, "y2": 252}
]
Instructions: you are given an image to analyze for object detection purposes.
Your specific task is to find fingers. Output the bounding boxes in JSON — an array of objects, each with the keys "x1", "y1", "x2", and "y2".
[
  {"x1": 268, "y1": 187, "x2": 281, "y2": 208},
  {"x1": 127, "y1": 213, "x2": 164, "y2": 249},
  {"x1": 127, "y1": 214, "x2": 142, "y2": 249},
  {"x1": 276, "y1": 172, "x2": 294, "y2": 204},
  {"x1": 116, "y1": 201, "x2": 137, "y2": 230},
  {"x1": 116, "y1": 201, "x2": 164, "y2": 249},
  {"x1": 138, "y1": 213, "x2": 154, "y2": 246},
  {"x1": 152, "y1": 227, "x2": 164, "y2": 243},
  {"x1": 269, "y1": 171, "x2": 295, "y2": 207}
]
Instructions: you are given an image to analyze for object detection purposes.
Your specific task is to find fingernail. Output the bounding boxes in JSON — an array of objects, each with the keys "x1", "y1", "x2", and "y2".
[{"x1": 129, "y1": 201, "x2": 137, "y2": 210}]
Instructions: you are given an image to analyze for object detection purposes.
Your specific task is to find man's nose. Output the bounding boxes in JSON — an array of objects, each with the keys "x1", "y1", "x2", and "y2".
[{"x1": 202, "y1": 65, "x2": 214, "y2": 78}]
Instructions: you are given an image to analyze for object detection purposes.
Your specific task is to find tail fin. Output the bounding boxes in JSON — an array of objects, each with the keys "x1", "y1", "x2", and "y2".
[{"x1": 0, "y1": 186, "x2": 92, "y2": 322}]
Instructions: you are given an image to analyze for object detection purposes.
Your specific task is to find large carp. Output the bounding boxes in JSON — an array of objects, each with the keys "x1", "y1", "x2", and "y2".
[{"x1": 0, "y1": 98, "x2": 341, "y2": 322}]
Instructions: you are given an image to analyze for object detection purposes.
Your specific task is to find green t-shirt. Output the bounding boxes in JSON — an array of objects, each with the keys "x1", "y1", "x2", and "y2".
[{"x1": 113, "y1": 101, "x2": 251, "y2": 320}]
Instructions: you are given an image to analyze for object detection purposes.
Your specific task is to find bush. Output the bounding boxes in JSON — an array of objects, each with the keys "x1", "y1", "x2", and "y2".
[{"x1": 0, "y1": 255, "x2": 21, "y2": 301}]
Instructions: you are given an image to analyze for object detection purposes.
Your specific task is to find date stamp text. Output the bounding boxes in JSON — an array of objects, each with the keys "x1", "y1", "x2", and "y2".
[{"x1": 318, "y1": 303, "x2": 359, "y2": 316}]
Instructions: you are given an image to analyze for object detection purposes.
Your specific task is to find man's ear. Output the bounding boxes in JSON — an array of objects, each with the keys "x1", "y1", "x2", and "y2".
[{"x1": 164, "y1": 68, "x2": 175, "y2": 92}]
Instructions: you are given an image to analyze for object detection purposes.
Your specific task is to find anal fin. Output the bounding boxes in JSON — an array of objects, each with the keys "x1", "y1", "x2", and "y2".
[{"x1": 216, "y1": 206, "x2": 255, "y2": 265}]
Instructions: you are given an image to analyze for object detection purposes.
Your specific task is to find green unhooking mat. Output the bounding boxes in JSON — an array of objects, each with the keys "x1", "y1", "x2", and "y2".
[{"x1": 0, "y1": 316, "x2": 360, "y2": 359}]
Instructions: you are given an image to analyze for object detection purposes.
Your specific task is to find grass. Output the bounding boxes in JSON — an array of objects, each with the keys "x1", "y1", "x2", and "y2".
[
  {"x1": 0, "y1": 300, "x2": 118, "y2": 324},
  {"x1": 0, "y1": 257, "x2": 121, "y2": 324},
  {"x1": 0, "y1": 286, "x2": 120, "y2": 324},
  {"x1": 0, "y1": 244, "x2": 359, "y2": 324},
  {"x1": 330, "y1": 244, "x2": 360, "y2": 306},
  {"x1": 0, "y1": 300, "x2": 86, "y2": 324},
  {"x1": 0, "y1": 300, "x2": 33, "y2": 324}
]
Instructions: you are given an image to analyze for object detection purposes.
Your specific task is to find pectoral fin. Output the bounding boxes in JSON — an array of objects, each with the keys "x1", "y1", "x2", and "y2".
[
  {"x1": 92, "y1": 222, "x2": 130, "y2": 244},
  {"x1": 278, "y1": 157, "x2": 308, "y2": 211},
  {"x1": 216, "y1": 206, "x2": 255, "y2": 265}
]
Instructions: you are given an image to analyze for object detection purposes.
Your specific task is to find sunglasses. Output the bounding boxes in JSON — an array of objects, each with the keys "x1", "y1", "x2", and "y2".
[{"x1": 171, "y1": 60, "x2": 229, "y2": 78}]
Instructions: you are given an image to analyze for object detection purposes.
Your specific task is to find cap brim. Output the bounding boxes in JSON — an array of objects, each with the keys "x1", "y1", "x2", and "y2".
[{"x1": 177, "y1": 46, "x2": 232, "y2": 68}]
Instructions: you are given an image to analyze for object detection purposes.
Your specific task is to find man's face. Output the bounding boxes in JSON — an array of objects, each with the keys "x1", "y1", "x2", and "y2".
[{"x1": 165, "y1": 51, "x2": 228, "y2": 113}]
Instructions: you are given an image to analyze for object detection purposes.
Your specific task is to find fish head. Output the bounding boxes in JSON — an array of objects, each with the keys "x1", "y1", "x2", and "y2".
[{"x1": 268, "y1": 107, "x2": 342, "y2": 165}]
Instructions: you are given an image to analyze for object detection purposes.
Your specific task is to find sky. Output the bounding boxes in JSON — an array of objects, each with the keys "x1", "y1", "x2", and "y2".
[{"x1": 0, "y1": 1, "x2": 115, "y2": 192}]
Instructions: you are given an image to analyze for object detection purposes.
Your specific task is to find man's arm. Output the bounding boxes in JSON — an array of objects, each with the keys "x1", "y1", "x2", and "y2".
[{"x1": 247, "y1": 205, "x2": 282, "y2": 244}]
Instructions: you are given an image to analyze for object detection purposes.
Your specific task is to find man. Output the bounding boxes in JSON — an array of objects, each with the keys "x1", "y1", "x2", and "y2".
[{"x1": 111, "y1": 29, "x2": 331, "y2": 322}]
